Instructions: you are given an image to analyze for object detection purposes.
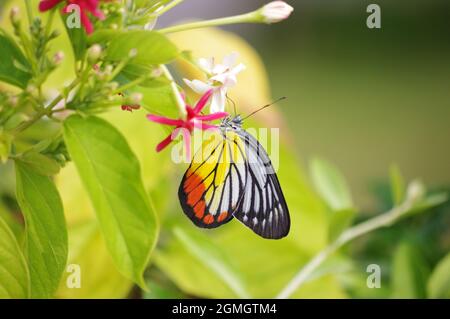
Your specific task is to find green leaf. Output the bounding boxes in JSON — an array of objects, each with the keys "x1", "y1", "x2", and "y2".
[
  {"x1": 391, "y1": 242, "x2": 429, "y2": 298},
  {"x1": 428, "y1": 252, "x2": 450, "y2": 298},
  {"x1": 389, "y1": 164, "x2": 405, "y2": 206},
  {"x1": 105, "y1": 30, "x2": 178, "y2": 65},
  {"x1": 328, "y1": 209, "x2": 355, "y2": 242},
  {"x1": 0, "y1": 215, "x2": 30, "y2": 298},
  {"x1": 310, "y1": 157, "x2": 353, "y2": 211},
  {"x1": 0, "y1": 30, "x2": 31, "y2": 88},
  {"x1": 160, "y1": 227, "x2": 250, "y2": 298},
  {"x1": 15, "y1": 161, "x2": 68, "y2": 298},
  {"x1": 56, "y1": 222, "x2": 132, "y2": 298},
  {"x1": 62, "y1": 115, "x2": 159, "y2": 288},
  {"x1": 63, "y1": 21, "x2": 87, "y2": 61},
  {"x1": 138, "y1": 84, "x2": 180, "y2": 119},
  {"x1": 19, "y1": 152, "x2": 60, "y2": 176}
]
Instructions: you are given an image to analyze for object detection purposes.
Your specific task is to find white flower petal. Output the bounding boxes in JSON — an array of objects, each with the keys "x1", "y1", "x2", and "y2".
[
  {"x1": 198, "y1": 57, "x2": 214, "y2": 73},
  {"x1": 222, "y1": 52, "x2": 238, "y2": 68},
  {"x1": 184, "y1": 79, "x2": 212, "y2": 94},
  {"x1": 210, "y1": 89, "x2": 227, "y2": 113}
]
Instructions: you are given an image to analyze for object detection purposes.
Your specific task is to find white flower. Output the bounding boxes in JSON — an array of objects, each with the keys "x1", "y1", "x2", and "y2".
[
  {"x1": 261, "y1": 1, "x2": 294, "y2": 24},
  {"x1": 184, "y1": 52, "x2": 246, "y2": 113}
]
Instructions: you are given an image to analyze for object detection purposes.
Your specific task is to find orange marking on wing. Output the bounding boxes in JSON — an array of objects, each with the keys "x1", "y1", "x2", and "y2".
[
  {"x1": 203, "y1": 214, "x2": 214, "y2": 224},
  {"x1": 184, "y1": 173, "x2": 203, "y2": 193},
  {"x1": 187, "y1": 181, "x2": 205, "y2": 206},
  {"x1": 217, "y1": 212, "x2": 228, "y2": 222},
  {"x1": 193, "y1": 200, "x2": 205, "y2": 219}
]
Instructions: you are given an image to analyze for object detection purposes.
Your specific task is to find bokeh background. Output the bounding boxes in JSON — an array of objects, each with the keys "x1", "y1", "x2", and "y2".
[
  {"x1": 0, "y1": 0, "x2": 449, "y2": 299},
  {"x1": 159, "y1": 0, "x2": 450, "y2": 209}
]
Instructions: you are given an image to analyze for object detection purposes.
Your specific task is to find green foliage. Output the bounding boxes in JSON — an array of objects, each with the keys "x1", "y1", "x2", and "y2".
[
  {"x1": 391, "y1": 242, "x2": 429, "y2": 298},
  {"x1": 427, "y1": 252, "x2": 450, "y2": 298},
  {"x1": 310, "y1": 157, "x2": 354, "y2": 211},
  {"x1": 63, "y1": 115, "x2": 159, "y2": 288},
  {"x1": 0, "y1": 216, "x2": 29, "y2": 298},
  {"x1": 105, "y1": 30, "x2": 178, "y2": 65},
  {"x1": 0, "y1": 30, "x2": 31, "y2": 88},
  {"x1": 15, "y1": 161, "x2": 68, "y2": 298}
]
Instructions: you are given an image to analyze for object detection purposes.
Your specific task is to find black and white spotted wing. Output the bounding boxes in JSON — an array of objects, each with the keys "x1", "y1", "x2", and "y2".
[{"x1": 232, "y1": 128, "x2": 290, "y2": 239}]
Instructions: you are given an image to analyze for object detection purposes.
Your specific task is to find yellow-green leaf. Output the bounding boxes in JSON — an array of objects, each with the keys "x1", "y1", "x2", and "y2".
[
  {"x1": 15, "y1": 161, "x2": 68, "y2": 298},
  {"x1": 63, "y1": 115, "x2": 159, "y2": 288}
]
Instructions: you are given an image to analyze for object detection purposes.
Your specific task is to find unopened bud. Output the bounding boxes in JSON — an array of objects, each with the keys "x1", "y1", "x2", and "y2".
[
  {"x1": 87, "y1": 44, "x2": 102, "y2": 63},
  {"x1": 130, "y1": 92, "x2": 143, "y2": 104},
  {"x1": 10, "y1": 7, "x2": 20, "y2": 26},
  {"x1": 407, "y1": 181, "x2": 425, "y2": 203},
  {"x1": 53, "y1": 51, "x2": 64, "y2": 65},
  {"x1": 259, "y1": 1, "x2": 293, "y2": 24},
  {"x1": 26, "y1": 84, "x2": 39, "y2": 99}
]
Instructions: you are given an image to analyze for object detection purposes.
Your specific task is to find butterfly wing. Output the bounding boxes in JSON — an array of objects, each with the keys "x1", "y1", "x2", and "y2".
[
  {"x1": 233, "y1": 129, "x2": 290, "y2": 239},
  {"x1": 178, "y1": 129, "x2": 247, "y2": 228}
]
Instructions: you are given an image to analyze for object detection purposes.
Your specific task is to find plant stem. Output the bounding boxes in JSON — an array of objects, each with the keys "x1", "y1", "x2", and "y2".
[
  {"x1": 154, "y1": 0, "x2": 184, "y2": 17},
  {"x1": 11, "y1": 78, "x2": 80, "y2": 135},
  {"x1": 276, "y1": 183, "x2": 421, "y2": 299},
  {"x1": 158, "y1": 12, "x2": 257, "y2": 34},
  {"x1": 161, "y1": 65, "x2": 186, "y2": 119},
  {"x1": 24, "y1": 0, "x2": 34, "y2": 24}
]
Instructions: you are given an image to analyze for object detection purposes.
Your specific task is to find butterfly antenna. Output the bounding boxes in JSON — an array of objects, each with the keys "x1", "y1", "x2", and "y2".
[
  {"x1": 226, "y1": 94, "x2": 237, "y2": 116},
  {"x1": 242, "y1": 96, "x2": 287, "y2": 121}
]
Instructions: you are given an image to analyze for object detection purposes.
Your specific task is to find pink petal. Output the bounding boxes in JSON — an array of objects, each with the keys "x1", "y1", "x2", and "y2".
[
  {"x1": 192, "y1": 120, "x2": 218, "y2": 131},
  {"x1": 79, "y1": 9, "x2": 94, "y2": 34},
  {"x1": 193, "y1": 89, "x2": 213, "y2": 114},
  {"x1": 39, "y1": 0, "x2": 63, "y2": 11},
  {"x1": 147, "y1": 114, "x2": 184, "y2": 126},
  {"x1": 156, "y1": 133, "x2": 173, "y2": 152},
  {"x1": 181, "y1": 129, "x2": 192, "y2": 161},
  {"x1": 195, "y1": 112, "x2": 228, "y2": 121}
]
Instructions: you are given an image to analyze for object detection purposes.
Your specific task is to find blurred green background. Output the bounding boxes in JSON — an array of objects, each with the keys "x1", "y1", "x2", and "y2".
[
  {"x1": 160, "y1": 0, "x2": 450, "y2": 209},
  {"x1": 0, "y1": 0, "x2": 449, "y2": 299}
]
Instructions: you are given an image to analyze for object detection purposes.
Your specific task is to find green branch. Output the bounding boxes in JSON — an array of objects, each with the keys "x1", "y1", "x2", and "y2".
[{"x1": 276, "y1": 181, "x2": 427, "y2": 299}]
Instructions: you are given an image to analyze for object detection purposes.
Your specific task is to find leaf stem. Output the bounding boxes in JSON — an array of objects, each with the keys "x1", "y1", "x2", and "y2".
[
  {"x1": 154, "y1": 0, "x2": 184, "y2": 17},
  {"x1": 11, "y1": 78, "x2": 80, "y2": 135},
  {"x1": 276, "y1": 182, "x2": 423, "y2": 299},
  {"x1": 160, "y1": 65, "x2": 186, "y2": 119},
  {"x1": 158, "y1": 12, "x2": 257, "y2": 34}
]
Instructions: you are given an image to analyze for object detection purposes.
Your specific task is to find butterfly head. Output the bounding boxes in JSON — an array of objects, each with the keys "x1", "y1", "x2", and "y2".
[{"x1": 221, "y1": 115, "x2": 243, "y2": 130}]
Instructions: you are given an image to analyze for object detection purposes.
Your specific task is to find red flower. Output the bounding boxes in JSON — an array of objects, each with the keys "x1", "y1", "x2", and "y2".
[
  {"x1": 39, "y1": 0, "x2": 105, "y2": 34},
  {"x1": 147, "y1": 90, "x2": 228, "y2": 159}
]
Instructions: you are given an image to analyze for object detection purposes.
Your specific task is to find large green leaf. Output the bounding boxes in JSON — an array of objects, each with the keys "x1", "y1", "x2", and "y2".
[
  {"x1": 391, "y1": 242, "x2": 429, "y2": 298},
  {"x1": 0, "y1": 216, "x2": 30, "y2": 298},
  {"x1": 0, "y1": 30, "x2": 31, "y2": 88},
  {"x1": 428, "y1": 252, "x2": 450, "y2": 298},
  {"x1": 156, "y1": 227, "x2": 250, "y2": 298},
  {"x1": 63, "y1": 114, "x2": 159, "y2": 288},
  {"x1": 15, "y1": 161, "x2": 68, "y2": 298},
  {"x1": 105, "y1": 30, "x2": 178, "y2": 65},
  {"x1": 310, "y1": 157, "x2": 354, "y2": 212},
  {"x1": 56, "y1": 222, "x2": 132, "y2": 298}
]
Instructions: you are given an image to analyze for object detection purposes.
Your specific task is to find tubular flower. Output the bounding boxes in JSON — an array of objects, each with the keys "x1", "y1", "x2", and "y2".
[
  {"x1": 260, "y1": 1, "x2": 294, "y2": 24},
  {"x1": 147, "y1": 90, "x2": 228, "y2": 159},
  {"x1": 184, "y1": 52, "x2": 245, "y2": 113},
  {"x1": 39, "y1": 0, "x2": 105, "y2": 34}
]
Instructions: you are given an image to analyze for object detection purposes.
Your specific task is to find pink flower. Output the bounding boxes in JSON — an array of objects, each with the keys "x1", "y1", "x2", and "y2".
[
  {"x1": 147, "y1": 90, "x2": 228, "y2": 159},
  {"x1": 39, "y1": 0, "x2": 105, "y2": 34}
]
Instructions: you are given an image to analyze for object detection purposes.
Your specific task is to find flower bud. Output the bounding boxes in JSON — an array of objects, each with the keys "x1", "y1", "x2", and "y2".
[
  {"x1": 53, "y1": 51, "x2": 64, "y2": 65},
  {"x1": 260, "y1": 1, "x2": 293, "y2": 24},
  {"x1": 87, "y1": 44, "x2": 102, "y2": 64},
  {"x1": 10, "y1": 7, "x2": 20, "y2": 26},
  {"x1": 130, "y1": 92, "x2": 143, "y2": 105}
]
